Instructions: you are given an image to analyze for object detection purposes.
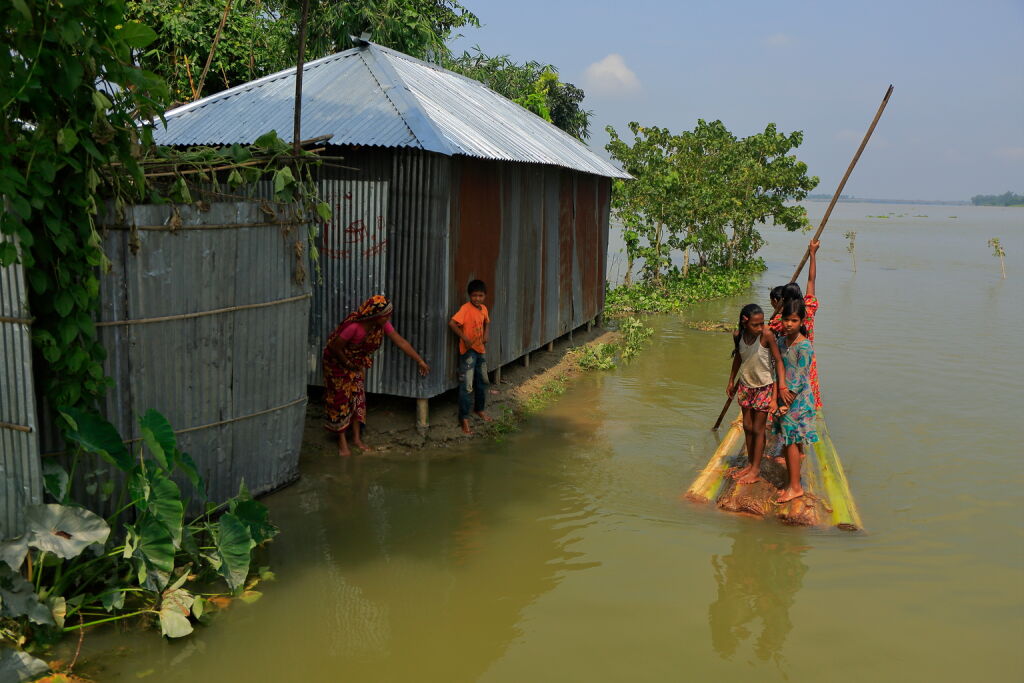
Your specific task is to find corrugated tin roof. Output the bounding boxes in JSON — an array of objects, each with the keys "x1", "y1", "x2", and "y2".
[{"x1": 154, "y1": 43, "x2": 629, "y2": 179}]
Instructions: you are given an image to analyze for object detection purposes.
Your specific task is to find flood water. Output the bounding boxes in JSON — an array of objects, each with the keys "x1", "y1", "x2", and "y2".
[{"x1": 89, "y1": 204, "x2": 1023, "y2": 681}]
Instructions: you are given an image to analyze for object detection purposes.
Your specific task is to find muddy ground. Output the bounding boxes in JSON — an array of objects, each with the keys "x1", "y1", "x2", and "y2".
[{"x1": 302, "y1": 326, "x2": 616, "y2": 460}]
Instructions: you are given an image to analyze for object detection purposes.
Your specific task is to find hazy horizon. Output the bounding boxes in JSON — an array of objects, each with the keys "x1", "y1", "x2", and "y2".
[{"x1": 450, "y1": 0, "x2": 1024, "y2": 202}]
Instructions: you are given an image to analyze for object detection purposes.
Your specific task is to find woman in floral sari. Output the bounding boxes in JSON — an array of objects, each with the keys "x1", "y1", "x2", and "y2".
[{"x1": 323, "y1": 295, "x2": 429, "y2": 456}]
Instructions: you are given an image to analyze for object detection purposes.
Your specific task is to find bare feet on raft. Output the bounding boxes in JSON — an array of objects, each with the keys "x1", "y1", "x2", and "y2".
[
  {"x1": 337, "y1": 439, "x2": 352, "y2": 458},
  {"x1": 773, "y1": 453, "x2": 807, "y2": 466},
  {"x1": 730, "y1": 464, "x2": 752, "y2": 480},
  {"x1": 460, "y1": 419, "x2": 474, "y2": 435},
  {"x1": 775, "y1": 486, "x2": 805, "y2": 504},
  {"x1": 474, "y1": 410, "x2": 493, "y2": 423},
  {"x1": 736, "y1": 469, "x2": 762, "y2": 485}
]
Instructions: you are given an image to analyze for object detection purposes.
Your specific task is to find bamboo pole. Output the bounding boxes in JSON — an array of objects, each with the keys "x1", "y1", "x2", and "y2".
[
  {"x1": 195, "y1": 0, "x2": 233, "y2": 99},
  {"x1": 712, "y1": 85, "x2": 894, "y2": 430},
  {"x1": 292, "y1": 0, "x2": 311, "y2": 156}
]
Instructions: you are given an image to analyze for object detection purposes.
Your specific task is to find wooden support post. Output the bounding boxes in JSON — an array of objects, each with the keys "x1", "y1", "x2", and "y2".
[
  {"x1": 587, "y1": 320, "x2": 593, "y2": 332},
  {"x1": 492, "y1": 366, "x2": 502, "y2": 384},
  {"x1": 416, "y1": 398, "x2": 429, "y2": 430},
  {"x1": 596, "y1": 313, "x2": 603, "y2": 328},
  {"x1": 568, "y1": 328, "x2": 574, "y2": 343},
  {"x1": 523, "y1": 353, "x2": 530, "y2": 368},
  {"x1": 546, "y1": 341, "x2": 554, "y2": 352}
]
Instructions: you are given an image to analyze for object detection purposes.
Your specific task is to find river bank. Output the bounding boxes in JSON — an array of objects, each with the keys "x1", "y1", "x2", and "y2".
[{"x1": 300, "y1": 326, "x2": 615, "y2": 460}]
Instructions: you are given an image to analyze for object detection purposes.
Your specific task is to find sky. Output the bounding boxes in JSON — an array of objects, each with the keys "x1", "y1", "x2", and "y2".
[{"x1": 449, "y1": 0, "x2": 1024, "y2": 201}]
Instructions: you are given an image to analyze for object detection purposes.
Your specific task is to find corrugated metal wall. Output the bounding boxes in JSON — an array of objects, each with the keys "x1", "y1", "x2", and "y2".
[
  {"x1": 309, "y1": 148, "x2": 451, "y2": 398},
  {"x1": 41, "y1": 201, "x2": 312, "y2": 507},
  {"x1": 0, "y1": 230, "x2": 42, "y2": 538},
  {"x1": 307, "y1": 148, "x2": 610, "y2": 401}
]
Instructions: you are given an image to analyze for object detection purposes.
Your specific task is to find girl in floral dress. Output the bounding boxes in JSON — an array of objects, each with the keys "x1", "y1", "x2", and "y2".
[
  {"x1": 323, "y1": 295, "x2": 430, "y2": 456},
  {"x1": 773, "y1": 298, "x2": 818, "y2": 503},
  {"x1": 769, "y1": 239, "x2": 822, "y2": 409}
]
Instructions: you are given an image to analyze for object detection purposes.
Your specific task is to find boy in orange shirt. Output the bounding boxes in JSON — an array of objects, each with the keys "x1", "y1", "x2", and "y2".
[{"x1": 449, "y1": 279, "x2": 492, "y2": 434}]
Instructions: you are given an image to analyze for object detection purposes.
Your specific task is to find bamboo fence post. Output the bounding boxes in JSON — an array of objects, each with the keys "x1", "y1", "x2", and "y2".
[{"x1": 712, "y1": 85, "x2": 894, "y2": 430}]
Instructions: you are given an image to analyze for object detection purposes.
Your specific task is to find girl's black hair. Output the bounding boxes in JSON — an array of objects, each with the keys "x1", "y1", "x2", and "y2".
[
  {"x1": 732, "y1": 303, "x2": 764, "y2": 357},
  {"x1": 779, "y1": 297, "x2": 809, "y2": 337},
  {"x1": 770, "y1": 285, "x2": 785, "y2": 303},
  {"x1": 780, "y1": 282, "x2": 803, "y2": 302}
]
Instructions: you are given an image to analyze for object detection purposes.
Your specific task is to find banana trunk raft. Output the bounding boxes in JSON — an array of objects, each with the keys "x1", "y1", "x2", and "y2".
[{"x1": 685, "y1": 411, "x2": 863, "y2": 531}]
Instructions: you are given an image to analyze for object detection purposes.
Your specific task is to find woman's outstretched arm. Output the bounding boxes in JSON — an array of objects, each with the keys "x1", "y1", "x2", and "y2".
[{"x1": 386, "y1": 327, "x2": 430, "y2": 375}]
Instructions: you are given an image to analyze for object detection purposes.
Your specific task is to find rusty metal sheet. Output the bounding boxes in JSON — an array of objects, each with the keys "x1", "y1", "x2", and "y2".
[
  {"x1": 451, "y1": 158, "x2": 502, "y2": 369},
  {"x1": 558, "y1": 171, "x2": 575, "y2": 335},
  {"x1": 575, "y1": 176, "x2": 599, "y2": 322}
]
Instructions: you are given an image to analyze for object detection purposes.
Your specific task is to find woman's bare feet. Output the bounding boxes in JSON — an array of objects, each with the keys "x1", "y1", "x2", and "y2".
[
  {"x1": 775, "y1": 486, "x2": 805, "y2": 503},
  {"x1": 474, "y1": 410, "x2": 493, "y2": 422},
  {"x1": 460, "y1": 418, "x2": 474, "y2": 435},
  {"x1": 338, "y1": 434, "x2": 351, "y2": 457},
  {"x1": 353, "y1": 439, "x2": 373, "y2": 452}
]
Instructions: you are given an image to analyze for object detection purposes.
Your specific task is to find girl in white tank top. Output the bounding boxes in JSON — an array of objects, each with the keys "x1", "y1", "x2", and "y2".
[{"x1": 726, "y1": 303, "x2": 787, "y2": 485}]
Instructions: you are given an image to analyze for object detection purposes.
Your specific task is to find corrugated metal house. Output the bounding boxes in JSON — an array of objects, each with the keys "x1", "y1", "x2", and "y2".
[{"x1": 154, "y1": 41, "x2": 628, "y2": 420}]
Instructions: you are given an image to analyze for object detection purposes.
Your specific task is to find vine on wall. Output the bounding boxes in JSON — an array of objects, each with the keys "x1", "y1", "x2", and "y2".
[{"x1": 1, "y1": 1, "x2": 327, "y2": 424}]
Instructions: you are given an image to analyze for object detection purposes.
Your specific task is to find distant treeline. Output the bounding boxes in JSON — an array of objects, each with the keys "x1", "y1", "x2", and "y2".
[{"x1": 971, "y1": 192, "x2": 1024, "y2": 206}]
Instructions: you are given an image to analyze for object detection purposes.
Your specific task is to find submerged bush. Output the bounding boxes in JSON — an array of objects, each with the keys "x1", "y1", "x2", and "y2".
[{"x1": 605, "y1": 262, "x2": 763, "y2": 317}]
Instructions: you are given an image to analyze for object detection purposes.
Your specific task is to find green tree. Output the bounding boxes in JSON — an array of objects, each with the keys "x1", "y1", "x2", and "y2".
[
  {"x1": 126, "y1": 0, "x2": 289, "y2": 103},
  {"x1": 127, "y1": 0, "x2": 480, "y2": 102},
  {"x1": 606, "y1": 120, "x2": 818, "y2": 282},
  {"x1": 1, "y1": 0, "x2": 169, "y2": 414},
  {"x1": 447, "y1": 48, "x2": 592, "y2": 140}
]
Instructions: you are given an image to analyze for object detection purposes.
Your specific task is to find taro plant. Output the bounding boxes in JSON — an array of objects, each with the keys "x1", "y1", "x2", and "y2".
[
  {"x1": 844, "y1": 230, "x2": 857, "y2": 272},
  {"x1": 0, "y1": 409, "x2": 277, "y2": 674},
  {"x1": 988, "y1": 237, "x2": 1006, "y2": 279}
]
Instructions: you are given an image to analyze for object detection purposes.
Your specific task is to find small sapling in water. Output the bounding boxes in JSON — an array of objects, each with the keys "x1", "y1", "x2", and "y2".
[
  {"x1": 988, "y1": 237, "x2": 1006, "y2": 279},
  {"x1": 843, "y1": 230, "x2": 857, "y2": 272}
]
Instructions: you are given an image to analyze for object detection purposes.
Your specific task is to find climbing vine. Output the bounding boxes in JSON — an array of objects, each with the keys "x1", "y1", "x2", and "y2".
[
  {"x1": 1, "y1": 1, "x2": 327, "y2": 424},
  {"x1": 1, "y1": 0, "x2": 169, "y2": 417}
]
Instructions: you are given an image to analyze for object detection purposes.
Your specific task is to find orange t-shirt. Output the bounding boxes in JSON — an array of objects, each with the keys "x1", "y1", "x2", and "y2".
[{"x1": 451, "y1": 302, "x2": 489, "y2": 354}]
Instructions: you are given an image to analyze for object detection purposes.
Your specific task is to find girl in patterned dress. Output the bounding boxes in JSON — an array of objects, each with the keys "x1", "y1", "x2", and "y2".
[
  {"x1": 769, "y1": 240, "x2": 822, "y2": 409},
  {"x1": 773, "y1": 298, "x2": 819, "y2": 503},
  {"x1": 323, "y1": 295, "x2": 430, "y2": 456},
  {"x1": 727, "y1": 303, "x2": 787, "y2": 485}
]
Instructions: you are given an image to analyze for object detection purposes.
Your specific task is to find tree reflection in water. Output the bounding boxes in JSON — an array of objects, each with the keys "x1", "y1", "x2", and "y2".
[{"x1": 708, "y1": 526, "x2": 809, "y2": 664}]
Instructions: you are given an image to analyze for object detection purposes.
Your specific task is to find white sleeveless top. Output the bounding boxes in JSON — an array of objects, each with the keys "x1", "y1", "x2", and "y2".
[{"x1": 737, "y1": 333, "x2": 774, "y2": 388}]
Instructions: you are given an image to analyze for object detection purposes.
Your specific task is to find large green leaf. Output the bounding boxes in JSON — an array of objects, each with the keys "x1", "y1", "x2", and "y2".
[
  {"x1": 159, "y1": 587, "x2": 194, "y2": 638},
  {"x1": 24, "y1": 504, "x2": 110, "y2": 559},
  {"x1": 61, "y1": 408, "x2": 132, "y2": 471},
  {"x1": 215, "y1": 513, "x2": 254, "y2": 593},
  {"x1": 0, "y1": 565, "x2": 53, "y2": 626},
  {"x1": 139, "y1": 409, "x2": 175, "y2": 471},
  {"x1": 0, "y1": 648, "x2": 49, "y2": 683},
  {"x1": 174, "y1": 450, "x2": 206, "y2": 500},
  {"x1": 146, "y1": 471, "x2": 184, "y2": 549},
  {"x1": 133, "y1": 514, "x2": 174, "y2": 581},
  {"x1": 230, "y1": 499, "x2": 278, "y2": 546},
  {"x1": 116, "y1": 21, "x2": 158, "y2": 49}
]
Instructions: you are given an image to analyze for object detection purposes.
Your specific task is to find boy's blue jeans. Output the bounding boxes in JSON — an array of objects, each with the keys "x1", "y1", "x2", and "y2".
[{"x1": 458, "y1": 349, "x2": 488, "y2": 420}]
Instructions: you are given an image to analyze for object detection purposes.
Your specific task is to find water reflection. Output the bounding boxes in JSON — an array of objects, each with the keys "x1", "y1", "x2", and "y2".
[{"x1": 708, "y1": 526, "x2": 809, "y2": 665}]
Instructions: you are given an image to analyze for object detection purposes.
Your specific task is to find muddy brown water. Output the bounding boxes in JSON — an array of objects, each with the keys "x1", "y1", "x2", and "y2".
[{"x1": 83, "y1": 204, "x2": 1023, "y2": 681}]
